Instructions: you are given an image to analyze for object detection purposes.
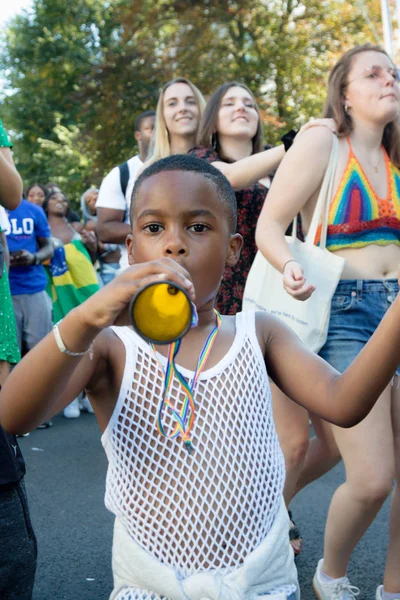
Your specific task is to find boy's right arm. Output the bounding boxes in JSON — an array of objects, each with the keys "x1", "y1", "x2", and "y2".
[
  {"x1": 0, "y1": 309, "x2": 101, "y2": 434},
  {"x1": 0, "y1": 258, "x2": 195, "y2": 434}
]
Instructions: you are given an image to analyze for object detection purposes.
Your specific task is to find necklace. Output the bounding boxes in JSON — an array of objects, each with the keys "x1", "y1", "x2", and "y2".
[
  {"x1": 151, "y1": 310, "x2": 221, "y2": 454},
  {"x1": 367, "y1": 149, "x2": 382, "y2": 173}
]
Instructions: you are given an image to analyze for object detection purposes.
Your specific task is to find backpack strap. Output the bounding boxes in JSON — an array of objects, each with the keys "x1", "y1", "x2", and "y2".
[{"x1": 118, "y1": 161, "x2": 130, "y2": 198}]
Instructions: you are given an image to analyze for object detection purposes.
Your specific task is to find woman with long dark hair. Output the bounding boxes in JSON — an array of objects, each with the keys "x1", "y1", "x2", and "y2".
[
  {"x1": 190, "y1": 83, "x2": 339, "y2": 558},
  {"x1": 189, "y1": 82, "x2": 286, "y2": 316}
]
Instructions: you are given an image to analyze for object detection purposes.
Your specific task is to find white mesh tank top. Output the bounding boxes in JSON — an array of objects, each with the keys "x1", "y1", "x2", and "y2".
[{"x1": 101, "y1": 311, "x2": 285, "y2": 579}]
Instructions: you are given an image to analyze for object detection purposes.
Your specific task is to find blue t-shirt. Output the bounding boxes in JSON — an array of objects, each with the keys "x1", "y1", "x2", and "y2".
[{"x1": 6, "y1": 199, "x2": 51, "y2": 295}]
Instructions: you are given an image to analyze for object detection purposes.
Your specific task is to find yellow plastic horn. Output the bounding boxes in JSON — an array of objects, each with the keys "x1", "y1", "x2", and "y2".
[{"x1": 129, "y1": 281, "x2": 195, "y2": 344}]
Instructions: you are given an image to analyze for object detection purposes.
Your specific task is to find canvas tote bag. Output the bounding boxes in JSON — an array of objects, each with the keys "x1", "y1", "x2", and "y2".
[{"x1": 243, "y1": 135, "x2": 345, "y2": 353}]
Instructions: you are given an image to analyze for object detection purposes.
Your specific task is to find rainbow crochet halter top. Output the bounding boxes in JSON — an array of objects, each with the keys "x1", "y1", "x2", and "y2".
[{"x1": 315, "y1": 138, "x2": 400, "y2": 251}]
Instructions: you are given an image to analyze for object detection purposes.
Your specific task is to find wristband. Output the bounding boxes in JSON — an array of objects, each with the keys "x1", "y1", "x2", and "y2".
[
  {"x1": 280, "y1": 129, "x2": 298, "y2": 152},
  {"x1": 283, "y1": 259, "x2": 298, "y2": 272},
  {"x1": 53, "y1": 322, "x2": 90, "y2": 357},
  {"x1": 33, "y1": 253, "x2": 41, "y2": 265}
]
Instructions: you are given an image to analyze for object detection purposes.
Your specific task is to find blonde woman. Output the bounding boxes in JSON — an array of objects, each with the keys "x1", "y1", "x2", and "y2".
[
  {"x1": 256, "y1": 44, "x2": 400, "y2": 599},
  {"x1": 145, "y1": 77, "x2": 206, "y2": 165},
  {"x1": 189, "y1": 82, "x2": 287, "y2": 315},
  {"x1": 97, "y1": 79, "x2": 204, "y2": 271}
]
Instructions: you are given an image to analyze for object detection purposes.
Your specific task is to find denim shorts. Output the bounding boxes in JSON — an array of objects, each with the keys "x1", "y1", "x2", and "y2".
[{"x1": 319, "y1": 279, "x2": 400, "y2": 375}]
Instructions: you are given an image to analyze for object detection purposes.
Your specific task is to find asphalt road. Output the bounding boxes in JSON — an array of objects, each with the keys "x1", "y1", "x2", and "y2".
[{"x1": 19, "y1": 413, "x2": 390, "y2": 600}]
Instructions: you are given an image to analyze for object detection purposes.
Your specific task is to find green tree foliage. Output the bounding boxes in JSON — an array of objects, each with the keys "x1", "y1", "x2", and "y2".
[
  {"x1": 33, "y1": 114, "x2": 101, "y2": 195},
  {"x1": 0, "y1": 0, "x2": 384, "y2": 208},
  {"x1": 158, "y1": 0, "x2": 383, "y2": 137},
  {"x1": 0, "y1": 0, "x2": 106, "y2": 202},
  {"x1": 75, "y1": 0, "x2": 166, "y2": 170}
]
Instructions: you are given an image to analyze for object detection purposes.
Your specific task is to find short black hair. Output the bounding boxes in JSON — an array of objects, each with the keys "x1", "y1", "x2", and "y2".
[
  {"x1": 134, "y1": 110, "x2": 156, "y2": 133},
  {"x1": 130, "y1": 154, "x2": 237, "y2": 232}
]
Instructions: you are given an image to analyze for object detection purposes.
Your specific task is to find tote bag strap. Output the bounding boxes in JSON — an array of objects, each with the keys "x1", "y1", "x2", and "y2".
[
  {"x1": 306, "y1": 134, "x2": 339, "y2": 248},
  {"x1": 290, "y1": 134, "x2": 339, "y2": 246}
]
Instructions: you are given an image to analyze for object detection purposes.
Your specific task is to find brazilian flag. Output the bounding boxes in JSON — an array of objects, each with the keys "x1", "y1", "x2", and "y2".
[{"x1": 46, "y1": 239, "x2": 100, "y2": 324}]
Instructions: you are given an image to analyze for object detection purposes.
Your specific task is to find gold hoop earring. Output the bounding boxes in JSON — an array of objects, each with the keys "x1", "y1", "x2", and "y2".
[{"x1": 344, "y1": 104, "x2": 349, "y2": 114}]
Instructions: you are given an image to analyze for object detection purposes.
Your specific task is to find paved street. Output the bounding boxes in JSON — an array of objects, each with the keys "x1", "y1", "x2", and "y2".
[{"x1": 19, "y1": 413, "x2": 390, "y2": 600}]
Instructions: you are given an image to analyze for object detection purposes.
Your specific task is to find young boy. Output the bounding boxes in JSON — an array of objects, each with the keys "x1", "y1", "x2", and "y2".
[{"x1": 1, "y1": 155, "x2": 400, "y2": 600}]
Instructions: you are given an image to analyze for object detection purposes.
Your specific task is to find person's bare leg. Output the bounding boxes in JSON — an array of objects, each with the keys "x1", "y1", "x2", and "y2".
[
  {"x1": 271, "y1": 383, "x2": 310, "y2": 505},
  {"x1": 322, "y1": 386, "x2": 394, "y2": 578},
  {"x1": 293, "y1": 415, "x2": 341, "y2": 496},
  {"x1": 383, "y1": 483, "x2": 400, "y2": 593},
  {"x1": 272, "y1": 383, "x2": 341, "y2": 503},
  {"x1": 383, "y1": 377, "x2": 400, "y2": 593},
  {"x1": 271, "y1": 383, "x2": 310, "y2": 554}
]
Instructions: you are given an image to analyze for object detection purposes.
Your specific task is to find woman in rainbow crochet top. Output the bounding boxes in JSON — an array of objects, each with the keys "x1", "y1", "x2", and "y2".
[{"x1": 256, "y1": 44, "x2": 400, "y2": 600}]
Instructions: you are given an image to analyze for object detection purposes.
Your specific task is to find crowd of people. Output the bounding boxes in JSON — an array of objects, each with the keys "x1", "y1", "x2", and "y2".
[{"x1": 0, "y1": 42, "x2": 400, "y2": 600}]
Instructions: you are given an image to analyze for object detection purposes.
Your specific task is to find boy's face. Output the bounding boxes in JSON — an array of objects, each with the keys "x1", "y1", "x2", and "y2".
[{"x1": 127, "y1": 171, "x2": 242, "y2": 309}]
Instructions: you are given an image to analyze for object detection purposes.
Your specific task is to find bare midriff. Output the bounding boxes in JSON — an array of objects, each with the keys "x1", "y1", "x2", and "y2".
[
  {"x1": 303, "y1": 197, "x2": 400, "y2": 279},
  {"x1": 333, "y1": 243, "x2": 400, "y2": 280}
]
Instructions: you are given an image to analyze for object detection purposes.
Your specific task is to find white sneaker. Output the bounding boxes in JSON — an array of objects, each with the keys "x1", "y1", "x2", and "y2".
[
  {"x1": 313, "y1": 559, "x2": 360, "y2": 600},
  {"x1": 63, "y1": 398, "x2": 81, "y2": 419},
  {"x1": 376, "y1": 585, "x2": 400, "y2": 600},
  {"x1": 80, "y1": 395, "x2": 94, "y2": 414}
]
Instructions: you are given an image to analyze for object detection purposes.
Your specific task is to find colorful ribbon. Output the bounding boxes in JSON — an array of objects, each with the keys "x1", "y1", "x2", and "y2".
[{"x1": 151, "y1": 309, "x2": 221, "y2": 453}]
